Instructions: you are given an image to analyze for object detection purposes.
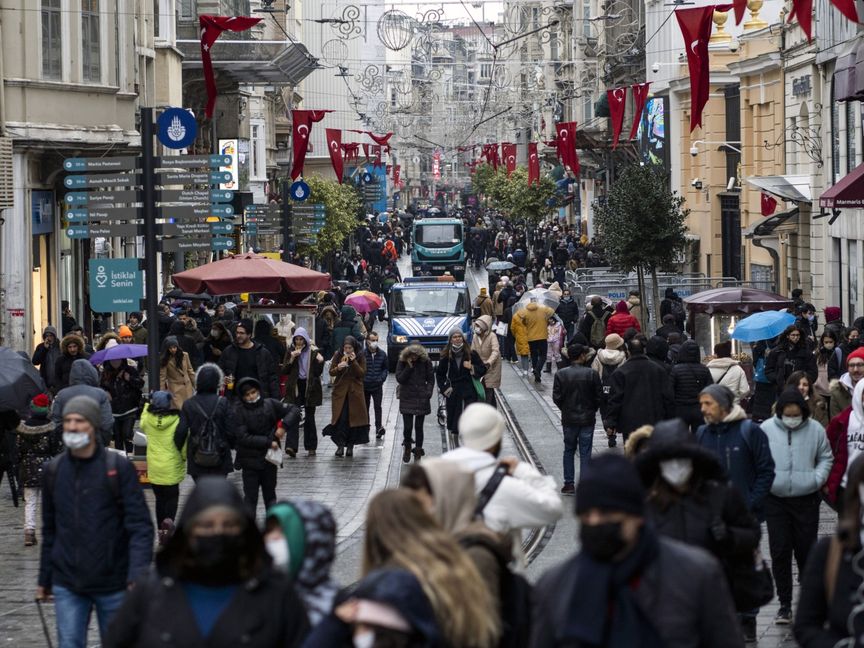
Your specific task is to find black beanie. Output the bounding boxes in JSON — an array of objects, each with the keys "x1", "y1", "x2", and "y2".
[
  {"x1": 237, "y1": 318, "x2": 254, "y2": 335},
  {"x1": 776, "y1": 387, "x2": 810, "y2": 419},
  {"x1": 576, "y1": 453, "x2": 646, "y2": 516}
]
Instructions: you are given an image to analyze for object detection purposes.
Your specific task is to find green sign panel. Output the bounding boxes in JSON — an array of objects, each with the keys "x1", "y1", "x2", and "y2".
[
  {"x1": 88, "y1": 259, "x2": 143, "y2": 312},
  {"x1": 211, "y1": 237, "x2": 235, "y2": 251}
]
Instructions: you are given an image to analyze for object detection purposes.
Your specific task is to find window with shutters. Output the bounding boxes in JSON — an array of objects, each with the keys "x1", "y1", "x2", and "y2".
[
  {"x1": 82, "y1": 0, "x2": 101, "y2": 82},
  {"x1": 41, "y1": 0, "x2": 62, "y2": 80}
]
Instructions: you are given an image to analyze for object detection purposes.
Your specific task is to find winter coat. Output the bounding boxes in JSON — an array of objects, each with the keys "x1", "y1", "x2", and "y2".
[
  {"x1": 436, "y1": 348, "x2": 487, "y2": 399},
  {"x1": 174, "y1": 393, "x2": 234, "y2": 477},
  {"x1": 472, "y1": 315, "x2": 501, "y2": 388},
  {"x1": 531, "y1": 535, "x2": 742, "y2": 648},
  {"x1": 556, "y1": 297, "x2": 579, "y2": 328},
  {"x1": 707, "y1": 357, "x2": 751, "y2": 404},
  {"x1": 604, "y1": 355, "x2": 675, "y2": 437},
  {"x1": 102, "y1": 363, "x2": 144, "y2": 417},
  {"x1": 105, "y1": 569, "x2": 309, "y2": 648},
  {"x1": 766, "y1": 341, "x2": 817, "y2": 393},
  {"x1": 140, "y1": 404, "x2": 184, "y2": 487},
  {"x1": 396, "y1": 347, "x2": 435, "y2": 416},
  {"x1": 130, "y1": 323, "x2": 148, "y2": 346},
  {"x1": 547, "y1": 322, "x2": 565, "y2": 361},
  {"x1": 696, "y1": 407, "x2": 776, "y2": 519},
  {"x1": 510, "y1": 313, "x2": 530, "y2": 356},
  {"x1": 329, "y1": 351, "x2": 368, "y2": 427},
  {"x1": 670, "y1": 341, "x2": 714, "y2": 425},
  {"x1": 363, "y1": 347, "x2": 389, "y2": 388},
  {"x1": 627, "y1": 296, "x2": 645, "y2": 326},
  {"x1": 15, "y1": 416, "x2": 58, "y2": 488},
  {"x1": 761, "y1": 416, "x2": 833, "y2": 497},
  {"x1": 202, "y1": 332, "x2": 232, "y2": 365},
  {"x1": 515, "y1": 302, "x2": 554, "y2": 342},
  {"x1": 160, "y1": 352, "x2": 196, "y2": 411},
  {"x1": 54, "y1": 334, "x2": 91, "y2": 390},
  {"x1": 233, "y1": 397, "x2": 297, "y2": 471},
  {"x1": 38, "y1": 445, "x2": 153, "y2": 593},
  {"x1": 606, "y1": 302, "x2": 641, "y2": 337},
  {"x1": 553, "y1": 364, "x2": 603, "y2": 427},
  {"x1": 474, "y1": 294, "x2": 495, "y2": 318},
  {"x1": 218, "y1": 342, "x2": 280, "y2": 399},
  {"x1": 829, "y1": 375, "x2": 854, "y2": 419},
  {"x1": 331, "y1": 306, "x2": 365, "y2": 352},
  {"x1": 283, "y1": 342, "x2": 325, "y2": 409},
  {"x1": 32, "y1": 326, "x2": 60, "y2": 391},
  {"x1": 51, "y1": 359, "x2": 115, "y2": 446}
]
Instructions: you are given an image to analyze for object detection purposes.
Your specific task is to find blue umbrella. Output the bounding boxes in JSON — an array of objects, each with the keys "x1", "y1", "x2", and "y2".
[
  {"x1": 730, "y1": 310, "x2": 795, "y2": 342},
  {"x1": 89, "y1": 343, "x2": 148, "y2": 365}
]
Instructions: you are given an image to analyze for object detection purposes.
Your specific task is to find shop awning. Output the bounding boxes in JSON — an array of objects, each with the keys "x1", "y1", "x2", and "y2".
[
  {"x1": 746, "y1": 175, "x2": 811, "y2": 203},
  {"x1": 835, "y1": 48, "x2": 858, "y2": 101},
  {"x1": 743, "y1": 208, "x2": 799, "y2": 238},
  {"x1": 819, "y1": 162, "x2": 864, "y2": 209},
  {"x1": 177, "y1": 39, "x2": 320, "y2": 85}
]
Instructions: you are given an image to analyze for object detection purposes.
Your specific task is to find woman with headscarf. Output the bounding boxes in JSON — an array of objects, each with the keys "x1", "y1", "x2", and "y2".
[
  {"x1": 283, "y1": 328, "x2": 325, "y2": 456},
  {"x1": 105, "y1": 477, "x2": 309, "y2": 647},
  {"x1": 264, "y1": 500, "x2": 340, "y2": 626},
  {"x1": 140, "y1": 390, "x2": 184, "y2": 543},
  {"x1": 159, "y1": 336, "x2": 195, "y2": 411},
  {"x1": 362, "y1": 489, "x2": 501, "y2": 648},
  {"x1": 436, "y1": 328, "x2": 486, "y2": 441},
  {"x1": 326, "y1": 336, "x2": 368, "y2": 458},
  {"x1": 471, "y1": 315, "x2": 501, "y2": 408},
  {"x1": 396, "y1": 344, "x2": 435, "y2": 463}
]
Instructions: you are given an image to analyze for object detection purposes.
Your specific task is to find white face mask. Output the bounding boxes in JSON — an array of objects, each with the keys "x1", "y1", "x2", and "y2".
[
  {"x1": 353, "y1": 629, "x2": 376, "y2": 648},
  {"x1": 474, "y1": 325, "x2": 483, "y2": 334},
  {"x1": 781, "y1": 415, "x2": 804, "y2": 429},
  {"x1": 451, "y1": 342, "x2": 464, "y2": 351},
  {"x1": 265, "y1": 538, "x2": 290, "y2": 570},
  {"x1": 368, "y1": 341, "x2": 378, "y2": 351},
  {"x1": 659, "y1": 458, "x2": 693, "y2": 489},
  {"x1": 62, "y1": 431, "x2": 90, "y2": 450}
]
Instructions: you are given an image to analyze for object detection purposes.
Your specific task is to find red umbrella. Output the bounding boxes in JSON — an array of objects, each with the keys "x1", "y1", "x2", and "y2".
[{"x1": 172, "y1": 254, "x2": 330, "y2": 298}]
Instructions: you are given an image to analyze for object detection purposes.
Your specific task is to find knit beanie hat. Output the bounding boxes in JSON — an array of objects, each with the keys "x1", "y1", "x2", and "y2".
[
  {"x1": 576, "y1": 453, "x2": 645, "y2": 516},
  {"x1": 118, "y1": 325, "x2": 133, "y2": 338},
  {"x1": 848, "y1": 347, "x2": 864, "y2": 367},
  {"x1": 459, "y1": 403, "x2": 505, "y2": 451},
  {"x1": 699, "y1": 384, "x2": 735, "y2": 412},
  {"x1": 775, "y1": 387, "x2": 810, "y2": 419},
  {"x1": 30, "y1": 393, "x2": 50, "y2": 417},
  {"x1": 149, "y1": 391, "x2": 173, "y2": 413},
  {"x1": 62, "y1": 395, "x2": 101, "y2": 430}
]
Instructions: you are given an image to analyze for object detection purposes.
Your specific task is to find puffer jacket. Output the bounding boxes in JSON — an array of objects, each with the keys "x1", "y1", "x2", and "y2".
[
  {"x1": 15, "y1": 415, "x2": 58, "y2": 488},
  {"x1": 232, "y1": 393, "x2": 298, "y2": 471},
  {"x1": 140, "y1": 404, "x2": 185, "y2": 487},
  {"x1": 670, "y1": 341, "x2": 713, "y2": 425},
  {"x1": 707, "y1": 357, "x2": 751, "y2": 404},
  {"x1": 51, "y1": 359, "x2": 115, "y2": 446},
  {"x1": 174, "y1": 392, "x2": 234, "y2": 477},
  {"x1": 39, "y1": 445, "x2": 153, "y2": 593},
  {"x1": 556, "y1": 296, "x2": 579, "y2": 329},
  {"x1": 396, "y1": 346, "x2": 435, "y2": 416},
  {"x1": 761, "y1": 415, "x2": 833, "y2": 497},
  {"x1": 363, "y1": 347, "x2": 389, "y2": 387},
  {"x1": 472, "y1": 315, "x2": 501, "y2": 388},
  {"x1": 552, "y1": 363, "x2": 603, "y2": 427},
  {"x1": 605, "y1": 302, "x2": 641, "y2": 337},
  {"x1": 515, "y1": 302, "x2": 554, "y2": 342},
  {"x1": 510, "y1": 313, "x2": 530, "y2": 356},
  {"x1": 766, "y1": 341, "x2": 817, "y2": 393},
  {"x1": 331, "y1": 306, "x2": 364, "y2": 351},
  {"x1": 829, "y1": 375, "x2": 854, "y2": 419}
]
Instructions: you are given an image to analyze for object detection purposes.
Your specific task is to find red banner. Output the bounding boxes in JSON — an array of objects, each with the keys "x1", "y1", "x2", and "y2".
[
  {"x1": 761, "y1": 193, "x2": 778, "y2": 216},
  {"x1": 342, "y1": 142, "x2": 360, "y2": 163},
  {"x1": 393, "y1": 165, "x2": 401, "y2": 185},
  {"x1": 789, "y1": 0, "x2": 813, "y2": 40},
  {"x1": 830, "y1": 0, "x2": 858, "y2": 22},
  {"x1": 291, "y1": 109, "x2": 330, "y2": 180},
  {"x1": 528, "y1": 142, "x2": 540, "y2": 186},
  {"x1": 676, "y1": 7, "x2": 716, "y2": 133},
  {"x1": 432, "y1": 151, "x2": 441, "y2": 180},
  {"x1": 629, "y1": 82, "x2": 652, "y2": 140},
  {"x1": 607, "y1": 88, "x2": 627, "y2": 149},
  {"x1": 482, "y1": 144, "x2": 500, "y2": 170},
  {"x1": 502, "y1": 143, "x2": 517, "y2": 176},
  {"x1": 555, "y1": 122, "x2": 580, "y2": 176},
  {"x1": 325, "y1": 128, "x2": 343, "y2": 184},
  {"x1": 372, "y1": 145, "x2": 383, "y2": 169},
  {"x1": 199, "y1": 15, "x2": 262, "y2": 119}
]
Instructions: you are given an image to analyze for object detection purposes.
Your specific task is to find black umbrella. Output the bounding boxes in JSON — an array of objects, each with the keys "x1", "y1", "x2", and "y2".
[
  {"x1": 0, "y1": 347, "x2": 46, "y2": 413},
  {"x1": 163, "y1": 288, "x2": 212, "y2": 301}
]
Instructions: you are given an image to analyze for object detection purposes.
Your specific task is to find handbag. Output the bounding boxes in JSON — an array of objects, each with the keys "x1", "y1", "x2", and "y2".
[{"x1": 472, "y1": 377, "x2": 486, "y2": 401}]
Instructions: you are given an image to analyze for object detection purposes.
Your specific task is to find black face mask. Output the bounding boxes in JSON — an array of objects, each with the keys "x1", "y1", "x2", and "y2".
[
  {"x1": 580, "y1": 522, "x2": 627, "y2": 562},
  {"x1": 183, "y1": 534, "x2": 245, "y2": 584}
]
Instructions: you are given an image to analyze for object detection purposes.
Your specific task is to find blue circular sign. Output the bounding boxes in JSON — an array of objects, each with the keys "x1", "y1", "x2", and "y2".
[
  {"x1": 362, "y1": 172, "x2": 373, "y2": 184},
  {"x1": 157, "y1": 108, "x2": 197, "y2": 149},
  {"x1": 290, "y1": 180, "x2": 310, "y2": 202}
]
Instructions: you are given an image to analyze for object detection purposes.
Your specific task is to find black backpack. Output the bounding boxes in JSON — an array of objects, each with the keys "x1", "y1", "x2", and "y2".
[
  {"x1": 599, "y1": 360, "x2": 619, "y2": 396},
  {"x1": 190, "y1": 397, "x2": 225, "y2": 468}
]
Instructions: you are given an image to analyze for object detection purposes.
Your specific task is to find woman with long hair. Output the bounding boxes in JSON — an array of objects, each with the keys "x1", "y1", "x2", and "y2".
[
  {"x1": 362, "y1": 489, "x2": 500, "y2": 648},
  {"x1": 765, "y1": 325, "x2": 817, "y2": 395},
  {"x1": 435, "y1": 329, "x2": 486, "y2": 440},
  {"x1": 326, "y1": 336, "x2": 368, "y2": 458},
  {"x1": 395, "y1": 344, "x2": 435, "y2": 463},
  {"x1": 159, "y1": 336, "x2": 195, "y2": 410},
  {"x1": 785, "y1": 370, "x2": 830, "y2": 428}
]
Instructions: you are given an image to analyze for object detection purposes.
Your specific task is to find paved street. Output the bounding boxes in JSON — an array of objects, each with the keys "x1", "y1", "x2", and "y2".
[{"x1": 0, "y1": 264, "x2": 837, "y2": 646}]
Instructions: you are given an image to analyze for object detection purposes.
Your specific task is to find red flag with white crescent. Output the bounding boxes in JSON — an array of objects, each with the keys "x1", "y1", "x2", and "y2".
[
  {"x1": 325, "y1": 128, "x2": 343, "y2": 183},
  {"x1": 199, "y1": 15, "x2": 262, "y2": 119},
  {"x1": 676, "y1": 7, "x2": 715, "y2": 132},
  {"x1": 788, "y1": 0, "x2": 813, "y2": 41},
  {"x1": 502, "y1": 143, "x2": 517, "y2": 176},
  {"x1": 607, "y1": 88, "x2": 627, "y2": 149},
  {"x1": 291, "y1": 109, "x2": 331, "y2": 180},
  {"x1": 555, "y1": 122, "x2": 580, "y2": 176},
  {"x1": 528, "y1": 142, "x2": 540, "y2": 186},
  {"x1": 629, "y1": 83, "x2": 652, "y2": 140},
  {"x1": 393, "y1": 165, "x2": 401, "y2": 184},
  {"x1": 372, "y1": 145, "x2": 383, "y2": 169},
  {"x1": 761, "y1": 193, "x2": 778, "y2": 216}
]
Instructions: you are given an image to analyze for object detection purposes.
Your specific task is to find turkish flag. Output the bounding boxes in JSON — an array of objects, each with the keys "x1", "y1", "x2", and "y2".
[
  {"x1": 629, "y1": 82, "x2": 652, "y2": 140},
  {"x1": 528, "y1": 142, "x2": 540, "y2": 186},
  {"x1": 761, "y1": 193, "x2": 778, "y2": 216},
  {"x1": 607, "y1": 88, "x2": 627, "y2": 148},
  {"x1": 342, "y1": 142, "x2": 360, "y2": 163},
  {"x1": 676, "y1": 7, "x2": 715, "y2": 133},
  {"x1": 291, "y1": 110, "x2": 330, "y2": 180},
  {"x1": 325, "y1": 128, "x2": 343, "y2": 183},
  {"x1": 483, "y1": 144, "x2": 500, "y2": 170},
  {"x1": 502, "y1": 143, "x2": 517, "y2": 176},
  {"x1": 372, "y1": 145, "x2": 384, "y2": 169},
  {"x1": 788, "y1": 0, "x2": 813, "y2": 40},
  {"x1": 830, "y1": 0, "x2": 858, "y2": 22},
  {"x1": 555, "y1": 122, "x2": 580, "y2": 176},
  {"x1": 362, "y1": 143, "x2": 370, "y2": 161},
  {"x1": 199, "y1": 15, "x2": 261, "y2": 119},
  {"x1": 393, "y1": 165, "x2": 401, "y2": 184}
]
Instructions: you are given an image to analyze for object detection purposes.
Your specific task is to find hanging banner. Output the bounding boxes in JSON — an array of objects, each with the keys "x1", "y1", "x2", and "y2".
[
  {"x1": 325, "y1": 128, "x2": 344, "y2": 183},
  {"x1": 606, "y1": 88, "x2": 627, "y2": 149},
  {"x1": 199, "y1": 15, "x2": 262, "y2": 119},
  {"x1": 629, "y1": 83, "x2": 652, "y2": 141},
  {"x1": 528, "y1": 143, "x2": 540, "y2": 186},
  {"x1": 502, "y1": 143, "x2": 517, "y2": 176},
  {"x1": 676, "y1": 6, "x2": 716, "y2": 133},
  {"x1": 555, "y1": 122, "x2": 580, "y2": 176},
  {"x1": 432, "y1": 151, "x2": 441, "y2": 181}
]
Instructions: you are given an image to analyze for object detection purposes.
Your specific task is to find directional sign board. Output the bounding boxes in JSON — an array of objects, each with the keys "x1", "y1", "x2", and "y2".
[
  {"x1": 158, "y1": 205, "x2": 234, "y2": 219},
  {"x1": 157, "y1": 171, "x2": 232, "y2": 185},
  {"x1": 64, "y1": 157, "x2": 139, "y2": 172},
  {"x1": 161, "y1": 222, "x2": 233, "y2": 236},
  {"x1": 65, "y1": 190, "x2": 141, "y2": 206},
  {"x1": 67, "y1": 224, "x2": 141, "y2": 238},
  {"x1": 65, "y1": 174, "x2": 140, "y2": 189},
  {"x1": 88, "y1": 259, "x2": 143, "y2": 312},
  {"x1": 66, "y1": 207, "x2": 141, "y2": 222},
  {"x1": 210, "y1": 237, "x2": 235, "y2": 251},
  {"x1": 160, "y1": 189, "x2": 233, "y2": 203},
  {"x1": 160, "y1": 238, "x2": 213, "y2": 253},
  {"x1": 157, "y1": 155, "x2": 232, "y2": 169}
]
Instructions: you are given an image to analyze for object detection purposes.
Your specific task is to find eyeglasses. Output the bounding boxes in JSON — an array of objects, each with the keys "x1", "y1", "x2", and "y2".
[{"x1": 848, "y1": 362, "x2": 864, "y2": 369}]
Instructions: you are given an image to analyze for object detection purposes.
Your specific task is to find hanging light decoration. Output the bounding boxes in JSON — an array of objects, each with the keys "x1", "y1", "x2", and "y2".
[{"x1": 377, "y1": 10, "x2": 415, "y2": 51}]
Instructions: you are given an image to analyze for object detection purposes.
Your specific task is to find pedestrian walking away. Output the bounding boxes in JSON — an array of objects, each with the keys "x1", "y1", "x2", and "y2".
[
  {"x1": 514, "y1": 298, "x2": 554, "y2": 383},
  {"x1": 670, "y1": 340, "x2": 714, "y2": 433},
  {"x1": 396, "y1": 344, "x2": 435, "y2": 463}
]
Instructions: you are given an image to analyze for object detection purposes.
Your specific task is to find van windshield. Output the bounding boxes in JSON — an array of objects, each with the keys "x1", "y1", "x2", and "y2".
[
  {"x1": 391, "y1": 288, "x2": 467, "y2": 317},
  {"x1": 415, "y1": 224, "x2": 462, "y2": 248}
]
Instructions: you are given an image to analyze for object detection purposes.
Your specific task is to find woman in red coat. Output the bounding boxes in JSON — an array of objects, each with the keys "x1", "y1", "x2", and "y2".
[{"x1": 606, "y1": 300, "x2": 641, "y2": 337}]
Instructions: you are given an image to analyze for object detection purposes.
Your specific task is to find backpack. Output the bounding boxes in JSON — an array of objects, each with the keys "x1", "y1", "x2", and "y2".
[
  {"x1": 43, "y1": 449, "x2": 123, "y2": 514},
  {"x1": 599, "y1": 360, "x2": 619, "y2": 396},
  {"x1": 589, "y1": 312, "x2": 606, "y2": 347},
  {"x1": 190, "y1": 397, "x2": 225, "y2": 468}
]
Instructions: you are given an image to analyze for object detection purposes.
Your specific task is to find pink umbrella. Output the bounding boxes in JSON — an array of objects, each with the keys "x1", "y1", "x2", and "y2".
[{"x1": 345, "y1": 290, "x2": 383, "y2": 314}]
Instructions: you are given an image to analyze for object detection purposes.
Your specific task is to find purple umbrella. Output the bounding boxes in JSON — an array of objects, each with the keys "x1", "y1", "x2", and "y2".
[{"x1": 89, "y1": 344, "x2": 148, "y2": 365}]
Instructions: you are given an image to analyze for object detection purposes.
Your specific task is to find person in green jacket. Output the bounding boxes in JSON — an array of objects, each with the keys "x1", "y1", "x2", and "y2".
[{"x1": 140, "y1": 391, "x2": 185, "y2": 542}]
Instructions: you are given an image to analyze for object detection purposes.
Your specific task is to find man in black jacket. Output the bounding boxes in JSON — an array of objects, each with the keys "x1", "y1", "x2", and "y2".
[
  {"x1": 363, "y1": 331, "x2": 388, "y2": 438},
  {"x1": 604, "y1": 337, "x2": 675, "y2": 446},
  {"x1": 32, "y1": 325, "x2": 60, "y2": 393},
  {"x1": 556, "y1": 289, "x2": 579, "y2": 342},
  {"x1": 553, "y1": 343, "x2": 602, "y2": 494},
  {"x1": 37, "y1": 395, "x2": 153, "y2": 648},
  {"x1": 219, "y1": 319, "x2": 280, "y2": 399}
]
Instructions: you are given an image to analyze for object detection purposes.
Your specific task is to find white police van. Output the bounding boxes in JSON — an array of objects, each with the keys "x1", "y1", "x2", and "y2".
[{"x1": 386, "y1": 276, "x2": 471, "y2": 372}]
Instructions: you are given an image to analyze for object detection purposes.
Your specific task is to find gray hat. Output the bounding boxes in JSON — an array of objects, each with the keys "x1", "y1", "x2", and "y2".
[
  {"x1": 62, "y1": 395, "x2": 101, "y2": 430},
  {"x1": 699, "y1": 384, "x2": 735, "y2": 412}
]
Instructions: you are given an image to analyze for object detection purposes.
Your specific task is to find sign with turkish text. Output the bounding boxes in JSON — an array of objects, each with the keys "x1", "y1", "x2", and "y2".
[
  {"x1": 66, "y1": 207, "x2": 141, "y2": 222},
  {"x1": 65, "y1": 190, "x2": 141, "y2": 206},
  {"x1": 65, "y1": 174, "x2": 140, "y2": 189},
  {"x1": 157, "y1": 204, "x2": 234, "y2": 219},
  {"x1": 156, "y1": 154, "x2": 231, "y2": 169},
  {"x1": 157, "y1": 171, "x2": 232, "y2": 185},
  {"x1": 88, "y1": 259, "x2": 143, "y2": 312},
  {"x1": 64, "y1": 157, "x2": 139, "y2": 172}
]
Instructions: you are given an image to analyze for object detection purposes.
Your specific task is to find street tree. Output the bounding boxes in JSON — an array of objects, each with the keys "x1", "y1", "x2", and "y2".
[
  {"x1": 471, "y1": 164, "x2": 556, "y2": 225},
  {"x1": 301, "y1": 175, "x2": 362, "y2": 259},
  {"x1": 592, "y1": 164, "x2": 689, "y2": 328}
]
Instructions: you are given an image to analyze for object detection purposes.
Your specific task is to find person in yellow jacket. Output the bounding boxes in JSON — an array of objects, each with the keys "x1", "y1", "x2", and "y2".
[
  {"x1": 515, "y1": 299, "x2": 555, "y2": 383},
  {"x1": 510, "y1": 311, "x2": 531, "y2": 378},
  {"x1": 140, "y1": 391, "x2": 186, "y2": 543}
]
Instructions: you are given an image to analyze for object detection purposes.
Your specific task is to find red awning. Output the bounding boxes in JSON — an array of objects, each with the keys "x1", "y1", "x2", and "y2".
[{"x1": 819, "y1": 162, "x2": 864, "y2": 209}]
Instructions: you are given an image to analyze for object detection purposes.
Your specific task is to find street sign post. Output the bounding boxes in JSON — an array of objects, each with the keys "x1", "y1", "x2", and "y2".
[
  {"x1": 67, "y1": 223, "x2": 141, "y2": 238},
  {"x1": 157, "y1": 171, "x2": 232, "y2": 185},
  {"x1": 66, "y1": 207, "x2": 141, "y2": 222},
  {"x1": 64, "y1": 157, "x2": 139, "y2": 172},
  {"x1": 158, "y1": 204, "x2": 234, "y2": 219},
  {"x1": 65, "y1": 190, "x2": 141, "y2": 205},
  {"x1": 88, "y1": 259, "x2": 143, "y2": 312},
  {"x1": 156, "y1": 154, "x2": 232, "y2": 168},
  {"x1": 160, "y1": 189, "x2": 234, "y2": 203},
  {"x1": 65, "y1": 174, "x2": 140, "y2": 189}
]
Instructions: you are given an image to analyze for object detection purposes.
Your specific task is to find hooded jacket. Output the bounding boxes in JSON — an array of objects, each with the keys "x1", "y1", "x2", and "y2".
[
  {"x1": 396, "y1": 346, "x2": 435, "y2": 415},
  {"x1": 605, "y1": 301, "x2": 641, "y2": 337},
  {"x1": 825, "y1": 378, "x2": 864, "y2": 502},
  {"x1": 706, "y1": 356, "x2": 751, "y2": 404},
  {"x1": 766, "y1": 338, "x2": 818, "y2": 392},
  {"x1": 54, "y1": 334, "x2": 91, "y2": 390},
  {"x1": 283, "y1": 327, "x2": 324, "y2": 408},
  {"x1": 232, "y1": 378, "x2": 298, "y2": 471},
  {"x1": 696, "y1": 406, "x2": 776, "y2": 519},
  {"x1": 140, "y1": 402, "x2": 185, "y2": 486},
  {"x1": 32, "y1": 325, "x2": 61, "y2": 390},
  {"x1": 829, "y1": 373, "x2": 855, "y2": 419},
  {"x1": 472, "y1": 315, "x2": 502, "y2": 388},
  {"x1": 670, "y1": 341, "x2": 714, "y2": 423},
  {"x1": 51, "y1": 359, "x2": 115, "y2": 445},
  {"x1": 218, "y1": 339, "x2": 280, "y2": 399},
  {"x1": 331, "y1": 305, "x2": 364, "y2": 352},
  {"x1": 556, "y1": 296, "x2": 579, "y2": 327},
  {"x1": 762, "y1": 414, "x2": 833, "y2": 498},
  {"x1": 516, "y1": 302, "x2": 555, "y2": 342}
]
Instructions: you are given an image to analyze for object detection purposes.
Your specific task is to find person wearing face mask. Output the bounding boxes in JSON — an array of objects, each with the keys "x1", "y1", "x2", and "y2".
[
  {"x1": 531, "y1": 453, "x2": 743, "y2": 648},
  {"x1": 264, "y1": 500, "x2": 340, "y2": 627},
  {"x1": 105, "y1": 477, "x2": 310, "y2": 647},
  {"x1": 436, "y1": 329, "x2": 487, "y2": 440},
  {"x1": 840, "y1": 326, "x2": 861, "y2": 360},
  {"x1": 202, "y1": 321, "x2": 232, "y2": 364},
  {"x1": 37, "y1": 396, "x2": 153, "y2": 648},
  {"x1": 283, "y1": 328, "x2": 325, "y2": 456},
  {"x1": 232, "y1": 377, "x2": 299, "y2": 513},
  {"x1": 760, "y1": 388, "x2": 833, "y2": 624},
  {"x1": 326, "y1": 337, "x2": 369, "y2": 458},
  {"x1": 99, "y1": 340, "x2": 144, "y2": 452},
  {"x1": 363, "y1": 332, "x2": 389, "y2": 439},
  {"x1": 471, "y1": 316, "x2": 501, "y2": 408}
]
